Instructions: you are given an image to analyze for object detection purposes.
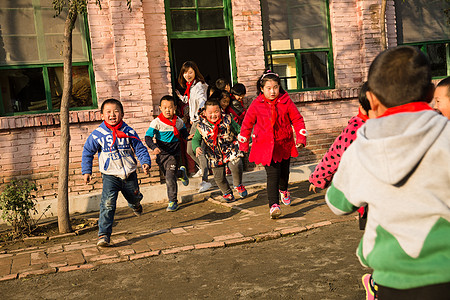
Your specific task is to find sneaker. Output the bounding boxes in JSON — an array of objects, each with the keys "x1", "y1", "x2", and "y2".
[
  {"x1": 362, "y1": 274, "x2": 378, "y2": 300},
  {"x1": 132, "y1": 204, "x2": 143, "y2": 216},
  {"x1": 198, "y1": 181, "x2": 212, "y2": 193},
  {"x1": 269, "y1": 204, "x2": 282, "y2": 219},
  {"x1": 234, "y1": 184, "x2": 248, "y2": 198},
  {"x1": 178, "y1": 166, "x2": 189, "y2": 186},
  {"x1": 192, "y1": 168, "x2": 203, "y2": 178},
  {"x1": 279, "y1": 190, "x2": 291, "y2": 206},
  {"x1": 166, "y1": 201, "x2": 179, "y2": 212},
  {"x1": 97, "y1": 235, "x2": 111, "y2": 247},
  {"x1": 222, "y1": 193, "x2": 236, "y2": 203}
]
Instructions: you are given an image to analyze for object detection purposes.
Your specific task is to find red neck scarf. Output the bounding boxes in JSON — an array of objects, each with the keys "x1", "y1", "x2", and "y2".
[
  {"x1": 357, "y1": 107, "x2": 369, "y2": 121},
  {"x1": 263, "y1": 94, "x2": 278, "y2": 128},
  {"x1": 104, "y1": 121, "x2": 140, "y2": 150},
  {"x1": 209, "y1": 117, "x2": 222, "y2": 146},
  {"x1": 158, "y1": 113, "x2": 180, "y2": 138},
  {"x1": 379, "y1": 102, "x2": 433, "y2": 118},
  {"x1": 184, "y1": 81, "x2": 194, "y2": 100}
]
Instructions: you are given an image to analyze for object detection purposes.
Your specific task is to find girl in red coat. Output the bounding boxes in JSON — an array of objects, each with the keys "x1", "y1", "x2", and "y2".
[{"x1": 238, "y1": 70, "x2": 307, "y2": 219}]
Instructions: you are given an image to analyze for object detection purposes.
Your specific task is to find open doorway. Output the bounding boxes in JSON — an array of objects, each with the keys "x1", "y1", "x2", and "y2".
[{"x1": 171, "y1": 37, "x2": 232, "y2": 90}]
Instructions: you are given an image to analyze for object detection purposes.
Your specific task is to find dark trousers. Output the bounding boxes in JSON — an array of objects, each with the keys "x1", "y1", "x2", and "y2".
[
  {"x1": 264, "y1": 158, "x2": 290, "y2": 207},
  {"x1": 378, "y1": 282, "x2": 450, "y2": 300},
  {"x1": 212, "y1": 158, "x2": 243, "y2": 195},
  {"x1": 157, "y1": 153, "x2": 182, "y2": 203}
]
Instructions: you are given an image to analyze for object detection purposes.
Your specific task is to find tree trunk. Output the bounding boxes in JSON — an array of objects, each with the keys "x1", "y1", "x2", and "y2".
[
  {"x1": 380, "y1": 0, "x2": 387, "y2": 51},
  {"x1": 57, "y1": 6, "x2": 78, "y2": 233}
]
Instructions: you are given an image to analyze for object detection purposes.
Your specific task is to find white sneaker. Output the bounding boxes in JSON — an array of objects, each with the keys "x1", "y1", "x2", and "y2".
[
  {"x1": 198, "y1": 181, "x2": 212, "y2": 193},
  {"x1": 192, "y1": 169, "x2": 203, "y2": 178}
]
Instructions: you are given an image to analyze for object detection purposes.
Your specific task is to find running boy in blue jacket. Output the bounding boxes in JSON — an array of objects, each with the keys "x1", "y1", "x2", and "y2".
[{"x1": 82, "y1": 98, "x2": 150, "y2": 247}]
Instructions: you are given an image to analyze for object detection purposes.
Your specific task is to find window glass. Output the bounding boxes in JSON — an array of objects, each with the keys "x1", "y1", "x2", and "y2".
[
  {"x1": 49, "y1": 66, "x2": 93, "y2": 109},
  {"x1": 170, "y1": 0, "x2": 195, "y2": 8},
  {"x1": 198, "y1": 0, "x2": 223, "y2": 7},
  {"x1": 395, "y1": 0, "x2": 450, "y2": 43},
  {"x1": 427, "y1": 43, "x2": 447, "y2": 78},
  {"x1": 261, "y1": 0, "x2": 333, "y2": 91},
  {"x1": 262, "y1": 0, "x2": 328, "y2": 51},
  {"x1": 271, "y1": 53, "x2": 298, "y2": 90},
  {"x1": 0, "y1": 1, "x2": 95, "y2": 115},
  {"x1": 171, "y1": 10, "x2": 197, "y2": 31},
  {"x1": 301, "y1": 52, "x2": 328, "y2": 88},
  {"x1": 169, "y1": 0, "x2": 225, "y2": 32},
  {"x1": 199, "y1": 9, "x2": 225, "y2": 30},
  {"x1": 0, "y1": 68, "x2": 46, "y2": 113}
]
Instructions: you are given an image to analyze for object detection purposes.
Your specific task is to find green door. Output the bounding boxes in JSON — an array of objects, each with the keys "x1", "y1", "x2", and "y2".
[{"x1": 165, "y1": 0, "x2": 236, "y2": 91}]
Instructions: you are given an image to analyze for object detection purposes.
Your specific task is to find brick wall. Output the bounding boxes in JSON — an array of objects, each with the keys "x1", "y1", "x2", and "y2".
[{"x1": 0, "y1": 0, "x2": 390, "y2": 218}]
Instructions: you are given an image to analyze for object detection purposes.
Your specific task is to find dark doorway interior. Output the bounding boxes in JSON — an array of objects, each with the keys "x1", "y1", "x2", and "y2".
[{"x1": 171, "y1": 37, "x2": 232, "y2": 90}]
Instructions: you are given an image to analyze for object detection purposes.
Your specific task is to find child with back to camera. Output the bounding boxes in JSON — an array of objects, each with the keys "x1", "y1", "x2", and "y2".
[
  {"x1": 309, "y1": 82, "x2": 372, "y2": 230},
  {"x1": 326, "y1": 46, "x2": 450, "y2": 299},
  {"x1": 145, "y1": 95, "x2": 190, "y2": 212},
  {"x1": 433, "y1": 76, "x2": 450, "y2": 119},
  {"x1": 239, "y1": 70, "x2": 307, "y2": 219},
  {"x1": 192, "y1": 98, "x2": 248, "y2": 203},
  {"x1": 82, "y1": 98, "x2": 151, "y2": 247}
]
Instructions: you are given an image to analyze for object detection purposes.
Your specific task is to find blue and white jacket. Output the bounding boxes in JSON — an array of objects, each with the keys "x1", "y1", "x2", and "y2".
[{"x1": 82, "y1": 121, "x2": 151, "y2": 179}]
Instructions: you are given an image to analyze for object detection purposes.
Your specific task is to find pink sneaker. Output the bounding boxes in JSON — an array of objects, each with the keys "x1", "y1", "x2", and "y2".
[
  {"x1": 269, "y1": 204, "x2": 281, "y2": 219},
  {"x1": 362, "y1": 273, "x2": 378, "y2": 300},
  {"x1": 279, "y1": 190, "x2": 291, "y2": 206}
]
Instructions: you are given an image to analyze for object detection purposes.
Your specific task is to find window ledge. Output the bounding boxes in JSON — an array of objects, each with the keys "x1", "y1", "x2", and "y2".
[
  {"x1": 290, "y1": 87, "x2": 360, "y2": 103},
  {"x1": 0, "y1": 110, "x2": 101, "y2": 130}
]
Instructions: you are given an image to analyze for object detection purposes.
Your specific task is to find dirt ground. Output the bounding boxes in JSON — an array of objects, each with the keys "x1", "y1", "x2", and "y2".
[{"x1": 0, "y1": 220, "x2": 369, "y2": 299}]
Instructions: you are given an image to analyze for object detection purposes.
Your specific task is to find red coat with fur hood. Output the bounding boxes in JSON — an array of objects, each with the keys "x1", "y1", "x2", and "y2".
[{"x1": 238, "y1": 92, "x2": 307, "y2": 166}]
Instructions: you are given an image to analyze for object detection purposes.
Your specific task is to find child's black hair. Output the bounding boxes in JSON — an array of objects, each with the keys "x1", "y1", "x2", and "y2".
[
  {"x1": 436, "y1": 76, "x2": 450, "y2": 97},
  {"x1": 160, "y1": 95, "x2": 176, "y2": 106},
  {"x1": 231, "y1": 83, "x2": 246, "y2": 96},
  {"x1": 204, "y1": 98, "x2": 221, "y2": 108},
  {"x1": 215, "y1": 78, "x2": 230, "y2": 91},
  {"x1": 368, "y1": 46, "x2": 433, "y2": 108},
  {"x1": 101, "y1": 98, "x2": 123, "y2": 114},
  {"x1": 359, "y1": 82, "x2": 371, "y2": 113},
  {"x1": 256, "y1": 70, "x2": 286, "y2": 96}
]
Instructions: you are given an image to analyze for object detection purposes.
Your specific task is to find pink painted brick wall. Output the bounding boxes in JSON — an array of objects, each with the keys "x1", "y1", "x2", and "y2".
[{"x1": 0, "y1": 0, "x2": 390, "y2": 213}]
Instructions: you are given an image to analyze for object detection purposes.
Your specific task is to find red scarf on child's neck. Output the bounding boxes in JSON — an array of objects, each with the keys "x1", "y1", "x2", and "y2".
[
  {"x1": 262, "y1": 94, "x2": 278, "y2": 128},
  {"x1": 184, "y1": 81, "x2": 194, "y2": 100},
  {"x1": 104, "y1": 120, "x2": 140, "y2": 150},
  {"x1": 158, "y1": 113, "x2": 180, "y2": 138},
  {"x1": 210, "y1": 117, "x2": 222, "y2": 147}
]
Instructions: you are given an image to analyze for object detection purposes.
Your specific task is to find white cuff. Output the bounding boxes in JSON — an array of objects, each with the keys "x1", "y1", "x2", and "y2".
[
  {"x1": 237, "y1": 134, "x2": 248, "y2": 143},
  {"x1": 299, "y1": 129, "x2": 308, "y2": 136}
]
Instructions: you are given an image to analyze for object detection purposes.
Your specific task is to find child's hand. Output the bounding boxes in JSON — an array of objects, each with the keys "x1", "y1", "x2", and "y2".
[
  {"x1": 195, "y1": 147, "x2": 203, "y2": 157},
  {"x1": 84, "y1": 174, "x2": 92, "y2": 184},
  {"x1": 175, "y1": 90, "x2": 182, "y2": 98},
  {"x1": 142, "y1": 164, "x2": 150, "y2": 175},
  {"x1": 153, "y1": 148, "x2": 161, "y2": 155},
  {"x1": 309, "y1": 184, "x2": 317, "y2": 193},
  {"x1": 296, "y1": 143, "x2": 305, "y2": 149},
  {"x1": 188, "y1": 133, "x2": 194, "y2": 139}
]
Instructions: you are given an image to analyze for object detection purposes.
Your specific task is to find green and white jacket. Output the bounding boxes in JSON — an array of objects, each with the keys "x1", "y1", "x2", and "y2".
[{"x1": 326, "y1": 106, "x2": 450, "y2": 290}]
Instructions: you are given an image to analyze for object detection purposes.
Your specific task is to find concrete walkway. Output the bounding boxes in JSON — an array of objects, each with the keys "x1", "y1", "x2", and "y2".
[{"x1": 0, "y1": 164, "x2": 356, "y2": 281}]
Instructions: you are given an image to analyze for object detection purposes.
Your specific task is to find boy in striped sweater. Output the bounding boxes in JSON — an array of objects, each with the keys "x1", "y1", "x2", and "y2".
[{"x1": 145, "y1": 95, "x2": 190, "y2": 212}]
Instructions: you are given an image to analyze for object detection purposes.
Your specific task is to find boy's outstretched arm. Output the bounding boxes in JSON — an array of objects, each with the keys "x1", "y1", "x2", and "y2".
[{"x1": 81, "y1": 133, "x2": 100, "y2": 184}]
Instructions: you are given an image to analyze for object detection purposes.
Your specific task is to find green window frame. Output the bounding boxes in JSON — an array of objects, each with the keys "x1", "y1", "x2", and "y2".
[
  {"x1": 395, "y1": 0, "x2": 450, "y2": 79},
  {"x1": 0, "y1": 0, "x2": 96, "y2": 117},
  {"x1": 165, "y1": 0, "x2": 237, "y2": 83},
  {"x1": 261, "y1": 0, "x2": 334, "y2": 92}
]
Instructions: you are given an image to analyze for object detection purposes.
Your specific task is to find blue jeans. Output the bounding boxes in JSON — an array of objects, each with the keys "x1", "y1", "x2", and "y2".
[{"x1": 99, "y1": 172, "x2": 143, "y2": 237}]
